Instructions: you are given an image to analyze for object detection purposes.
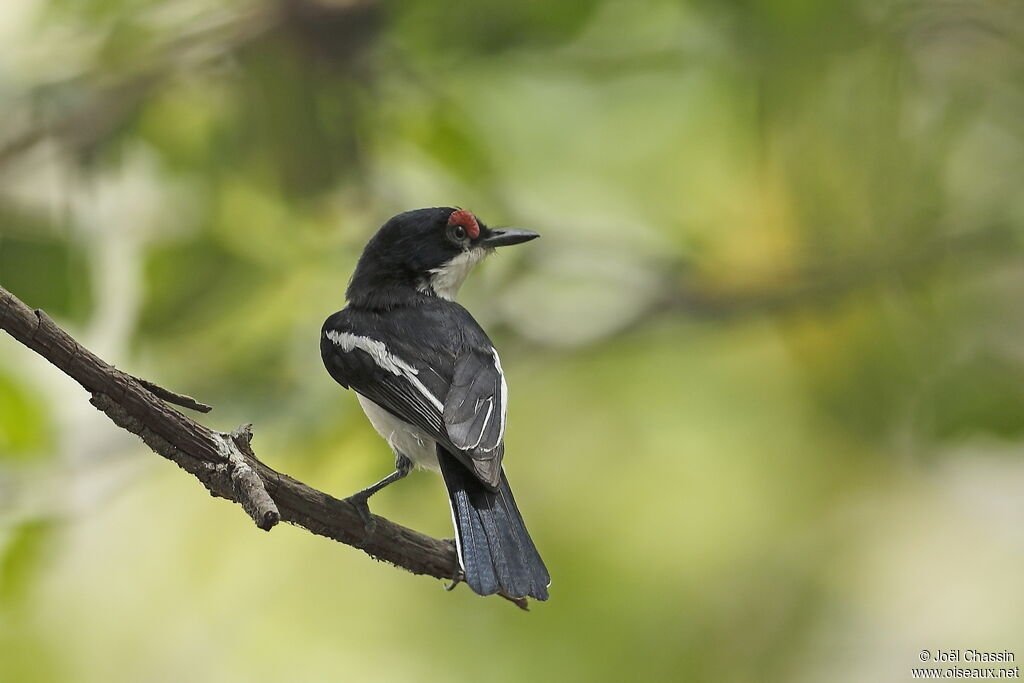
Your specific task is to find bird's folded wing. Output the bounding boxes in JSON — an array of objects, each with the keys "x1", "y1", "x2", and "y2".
[
  {"x1": 323, "y1": 330, "x2": 447, "y2": 433},
  {"x1": 443, "y1": 348, "x2": 506, "y2": 485},
  {"x1": 323, "y1": 330, "x2": 506, "y2": 487},
  {"x1": 443, "y1": 349, "x2": 504, "y2": 451}
]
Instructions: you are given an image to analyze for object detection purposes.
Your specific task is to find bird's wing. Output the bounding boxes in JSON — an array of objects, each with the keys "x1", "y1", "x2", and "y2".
[
  {"x1": 443, "y1": 347, "x2": 507, "y2": 486},
  {"x1": 322, "y1": 326, "x2": 506, "y2": 488},
  {"x1": 322, "y1": 328, "x2": 448, "y2": 437}
]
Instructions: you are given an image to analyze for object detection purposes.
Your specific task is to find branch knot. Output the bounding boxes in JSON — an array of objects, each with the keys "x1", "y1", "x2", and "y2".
[{"x1": 213, "y1": 428, "x2": 280, "y2": 531}]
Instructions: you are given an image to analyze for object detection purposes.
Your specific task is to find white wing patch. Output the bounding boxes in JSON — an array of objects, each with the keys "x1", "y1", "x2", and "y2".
[
  {"x1": 484, "y1": 347, "x2": 508, "y2": 452},
  {"x1": 327, "y1": 330, "x2": 444, "y2": 412}
]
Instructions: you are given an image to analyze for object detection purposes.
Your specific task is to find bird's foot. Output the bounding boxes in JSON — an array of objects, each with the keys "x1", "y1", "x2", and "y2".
[{"x1": 343, "y1": 491, "x2": 376, "y2": 532}]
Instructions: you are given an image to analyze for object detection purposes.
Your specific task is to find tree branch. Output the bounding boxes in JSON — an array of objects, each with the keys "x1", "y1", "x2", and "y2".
[{"x1": 0, "y1": 284, "x2": 460, "y2": 586}]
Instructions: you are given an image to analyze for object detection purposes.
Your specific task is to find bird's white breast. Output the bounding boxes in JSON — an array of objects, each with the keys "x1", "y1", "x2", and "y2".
[{"x1": 356, "y1": 394, "x2": 440, "y2": 471}]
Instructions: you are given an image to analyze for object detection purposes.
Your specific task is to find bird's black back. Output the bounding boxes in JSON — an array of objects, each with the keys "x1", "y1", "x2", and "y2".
[{"x1": 321, "y1": 296, "x2": 506, "y2": 486}]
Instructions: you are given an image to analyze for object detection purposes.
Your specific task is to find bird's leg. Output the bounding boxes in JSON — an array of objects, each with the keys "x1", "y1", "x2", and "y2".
[{"x1": 344, "y1": 452, "x2": 413, "y2": 529}]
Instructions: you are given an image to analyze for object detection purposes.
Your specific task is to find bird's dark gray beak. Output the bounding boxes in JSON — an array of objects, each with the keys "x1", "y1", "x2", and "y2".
[{"x1": 481, "y1": 228, "x2": 539, "y2": 248}]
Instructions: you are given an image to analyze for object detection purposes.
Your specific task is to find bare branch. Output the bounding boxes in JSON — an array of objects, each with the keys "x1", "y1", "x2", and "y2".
[
  {"x1": 0, "y1": 285, "x2": 460, "y2": 587},
  {"x1": 133, "y1": 376, "x2": 213, "y2": 413}
]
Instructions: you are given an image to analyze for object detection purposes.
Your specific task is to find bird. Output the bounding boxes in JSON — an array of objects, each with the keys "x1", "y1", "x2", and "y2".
[{"x1": 320, "y1": 207, "x2": 550, "y2": 602}]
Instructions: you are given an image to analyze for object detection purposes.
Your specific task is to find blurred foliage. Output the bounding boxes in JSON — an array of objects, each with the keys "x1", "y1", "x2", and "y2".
[
  {"x1": 0, "y1": 520, "x2": 56, "y2": 604},
  {"x1": 0, "y1": 230, "x2": 93, "y2": 324},
  {"x1": 0, "y1": 370, "x2": 50, "y2": 459},
  {"x1": 1, "y1": 0, "x2": 1023, "y2": 681}
]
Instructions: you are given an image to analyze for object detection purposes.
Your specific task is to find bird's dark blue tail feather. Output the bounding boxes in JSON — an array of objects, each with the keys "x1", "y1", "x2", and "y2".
[{"x1": 439, "y1": 449, "x2": 549, "y2": 601}]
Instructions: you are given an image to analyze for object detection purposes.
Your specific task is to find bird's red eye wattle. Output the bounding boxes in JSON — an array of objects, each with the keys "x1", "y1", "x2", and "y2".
[{"x1": 448, "y1": 210, "x2": 480, "y2": 240}]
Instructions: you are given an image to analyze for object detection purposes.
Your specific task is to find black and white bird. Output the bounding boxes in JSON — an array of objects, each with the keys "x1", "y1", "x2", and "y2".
[{"x1": 320, "y1": 207, "x2": 550, "y2": 602}]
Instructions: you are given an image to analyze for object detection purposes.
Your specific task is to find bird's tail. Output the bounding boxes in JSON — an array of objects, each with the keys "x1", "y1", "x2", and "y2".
[{"x1": 438, "y1": 449, "x2": 550, "y2": 601}]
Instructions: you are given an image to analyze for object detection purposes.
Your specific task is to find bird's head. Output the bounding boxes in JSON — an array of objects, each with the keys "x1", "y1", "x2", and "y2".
[{"x1": 346, "y1": 207, "x2": 538, "y2": 308}]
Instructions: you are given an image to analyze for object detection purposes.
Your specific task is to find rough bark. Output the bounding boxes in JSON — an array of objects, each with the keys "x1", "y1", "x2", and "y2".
[{"x1": 0, "y1": 285, "x2": 460, "y2": 586}]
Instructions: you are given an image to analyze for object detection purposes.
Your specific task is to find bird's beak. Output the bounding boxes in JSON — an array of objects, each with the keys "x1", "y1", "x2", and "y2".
[{"x1": 480, "y1": 228, "x2": 539, "y2": 248}]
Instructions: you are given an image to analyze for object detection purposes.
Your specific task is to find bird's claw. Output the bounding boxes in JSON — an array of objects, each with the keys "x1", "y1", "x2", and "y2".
[{"x1": 344, "y1": 492, "x2": 375, "y2": 532}]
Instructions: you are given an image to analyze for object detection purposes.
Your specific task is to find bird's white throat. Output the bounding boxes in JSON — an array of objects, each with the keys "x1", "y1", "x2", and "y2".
[{"x1": 423, "y1": 247, "x2": 489, "y2": 300}]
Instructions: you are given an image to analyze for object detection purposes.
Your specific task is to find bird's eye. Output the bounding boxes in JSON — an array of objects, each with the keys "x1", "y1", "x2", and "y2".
[{"x1": 449, "y1": 224, "x2": 467, "y2": 241}]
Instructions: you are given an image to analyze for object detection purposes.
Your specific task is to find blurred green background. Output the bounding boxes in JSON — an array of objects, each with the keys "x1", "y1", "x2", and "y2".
[{"x1": 1, "y1": 0, "x2": 1023, "y2": 681}]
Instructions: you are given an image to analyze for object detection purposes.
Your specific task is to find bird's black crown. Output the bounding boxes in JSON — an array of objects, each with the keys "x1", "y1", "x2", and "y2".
[
  {"x1": 345, "y1": 207, "x2": 538, "y2": 310},
  {"x1": 346, "y1": 207, "x2": 476, "y2": 308}
]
